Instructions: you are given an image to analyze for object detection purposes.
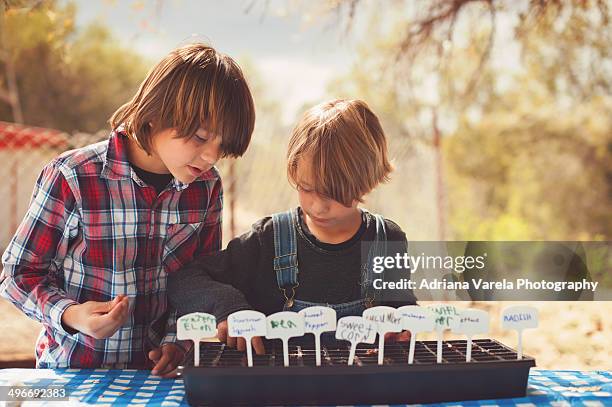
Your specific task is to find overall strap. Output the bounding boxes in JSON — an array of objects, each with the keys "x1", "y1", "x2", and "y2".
[
  {"x1": 361, "y1": 211, "x2": 388, "y2": 303},
  {"x1": 272, "y1": 208, "x2": 300, "y2": 307}
]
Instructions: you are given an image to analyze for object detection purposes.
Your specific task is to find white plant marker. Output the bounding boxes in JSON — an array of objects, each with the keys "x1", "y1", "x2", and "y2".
[
  {"x1": 362, "y1": 306, "x2": 402, "y2": 365},
  {"x1": 455, "y1": 308, "x2": 489, "y2": 362},
  {"x1": 177, "y1": 312, "x2": 217, "y2": 367},
  {"x1": 265, "y1": 311, "x2": 305, "y2": 367},
  {"x1": 428, "y1": 304, "x2": 461, "y2": 363},
  {"x1": 227, "y1": 310, "x2": 267, "y2": 367},
  {"x1": 397, "y1": 305, "x2": 435, "y2": 364},
  {"x1": 335, "y1": 316, "x2": 377, "y2": 366},
  {"x1": 501, "y1": 305, "x2": 538, "y2": 359},
  {"x1": 299, "y1": 306, "x2": 336, "y2": 366}
]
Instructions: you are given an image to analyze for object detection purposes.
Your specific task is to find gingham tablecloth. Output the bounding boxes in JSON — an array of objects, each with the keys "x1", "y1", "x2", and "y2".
[{"x1": 0, "y1": 368, "x2": 609, "y2": 406}]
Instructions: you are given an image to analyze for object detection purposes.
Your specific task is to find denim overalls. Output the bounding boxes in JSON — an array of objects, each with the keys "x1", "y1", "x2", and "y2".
[{"x1": 272, "y1": 208, "x2": 387, "y2": 319}]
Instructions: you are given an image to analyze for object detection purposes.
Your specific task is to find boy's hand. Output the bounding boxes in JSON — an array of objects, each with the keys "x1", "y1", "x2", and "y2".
[
  {"x1": 149, "y1": 343, "x2": 185, "y2": 378},
  {"x1": 385, "y1": 330, "x2": 412, "y2": 342},
  {"x1": 216, "y1": 320, "x2": 266, "y2": 355},
  {"x1": 61, "y1": 295, "x2": 130, "y2": 339}
]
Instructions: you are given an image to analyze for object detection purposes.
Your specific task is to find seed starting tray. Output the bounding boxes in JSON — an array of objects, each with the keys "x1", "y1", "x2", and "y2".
[{"x1": 182, "y1": 338, "x2": 535, "y2": 406}]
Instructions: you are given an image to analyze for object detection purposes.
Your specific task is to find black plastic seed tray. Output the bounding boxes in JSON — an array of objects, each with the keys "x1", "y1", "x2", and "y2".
[{"x1": 182, "y1": 338, "x2": 535, "y2": 406}]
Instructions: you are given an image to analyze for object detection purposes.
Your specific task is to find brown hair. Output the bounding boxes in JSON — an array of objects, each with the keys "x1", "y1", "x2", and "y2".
[
  {"x1": 109, "y1": 43, "x2": 255, "y2": 158},
  {"x1": 287, "y1": 99, "x2": 393, "y2": 206}
]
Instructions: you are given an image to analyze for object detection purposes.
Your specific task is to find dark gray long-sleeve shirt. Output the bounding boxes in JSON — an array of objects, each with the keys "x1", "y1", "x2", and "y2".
[{"x1": 167, "y1": 209, "x2": 417, "y2": 321}]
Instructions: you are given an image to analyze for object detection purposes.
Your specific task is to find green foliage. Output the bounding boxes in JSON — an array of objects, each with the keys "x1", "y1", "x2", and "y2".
[
  {"x1": 445, "y1": 4, "x2": 612, "y2": 240},
  {"x1": 329, "y1": 3, "x2": 611, "y2": 240},
  {"x1": 446, "y1": 92, "x2": 611, "y2": 240},
  {"x1": 0, "y1": 1, "x2": 150, "y2": 132}
]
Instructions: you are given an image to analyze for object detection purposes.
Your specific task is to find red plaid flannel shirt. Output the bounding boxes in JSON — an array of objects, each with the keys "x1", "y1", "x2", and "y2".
[{"x1": 0, "y1": 130, "x2": 222, "y2": 368}]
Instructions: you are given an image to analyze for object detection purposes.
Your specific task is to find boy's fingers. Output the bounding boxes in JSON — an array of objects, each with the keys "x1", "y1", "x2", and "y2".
[
  {"x1": 159, "y1": 368, "x2": 179, "y2": 379},
  {"x1": 152, "y1": 345, "x2": 184, "y2": 376},
  {"x1": 107, "y1": 296, "x2": 123, "y2": 310},
  {"x1": 216, "y1": 323, "x2": 228, "y2": 343},
  {"x1": 90, "y1": 307, "x2": 126, "y2": 338},
  {"x1": 92, "y1": 296, "x2": 127, "y2": 315},
  {"x1": 152, "y1": 354, "x2": 171, "y2": 375},
  {"x1": 398, "y1": 331, "x2": 412, "y2": 341},
  {"x1": 385, "y1": 331, "x2": 411, "y2": 342},
  {"x1": 252, "y1": 337, "x2": 266, "y2": 355},
  {"x1": 110, "y1": 296, "x2": 122, "y2": 307},
  {"x1": 237, "y1": 337, "x2": 246, "y2": 352},
  {"x1": 118, "y1": 296, "x2": 129, "y2": 310},
  {"x1": 89, "y1": 300, "x2": 114, "y2": 314},
  {"x1": 226, "y1": 335, "x2": 236, "y2": 349},
  {"x1": 148, "y1": 348, "x2": 162, "y2": 363},
  {"x1": 118, "y1": 299, "x2": 130, "y2": 322},
  {"x1": 107, "y1": 299, "x2": 128, "y2": 323},
  {"x1": 152, "y1": 350, "x2": 178, "y2": 376}
]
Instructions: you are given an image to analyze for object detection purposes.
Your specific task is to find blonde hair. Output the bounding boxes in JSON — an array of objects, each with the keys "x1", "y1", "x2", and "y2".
[
  {"x1": 287, "y1": 99, "x2": 392, "y2": 206},
  {"x1": 110, "y1": 43, "x2": 255, "y2": 157}
]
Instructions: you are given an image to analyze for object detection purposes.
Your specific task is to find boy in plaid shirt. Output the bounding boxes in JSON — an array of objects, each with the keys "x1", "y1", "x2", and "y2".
[{"x1": 0, "y1": 43, "x2": 255, "y2": 376}]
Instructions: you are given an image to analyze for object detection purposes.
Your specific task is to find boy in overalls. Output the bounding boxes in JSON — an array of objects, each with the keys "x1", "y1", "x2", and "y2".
[{"x1": 168, "y1": 99, "x2": 416, "y2": 353}]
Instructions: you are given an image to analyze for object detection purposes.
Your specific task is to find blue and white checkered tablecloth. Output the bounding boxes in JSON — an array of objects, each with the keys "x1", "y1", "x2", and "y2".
[{"x1": 0, "y1": 368, "x2": 609, "y2": 406}]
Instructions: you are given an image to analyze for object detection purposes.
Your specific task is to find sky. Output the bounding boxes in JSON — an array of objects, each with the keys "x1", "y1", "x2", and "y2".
[
  {"x1": 70, "y1": 0, "x2": 524, "y2": 129},
  {"x1": 71, "y1": 0, "x2": 363, "y2": 124}
]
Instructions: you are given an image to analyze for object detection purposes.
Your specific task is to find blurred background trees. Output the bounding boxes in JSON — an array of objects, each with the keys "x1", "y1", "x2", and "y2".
[
  {"x1": 2, "y1": 0, "x2": 609, "y2": 241},
  {"x1": 318, "y1": 0, "x2": 611, "y2": 241},
  {"x1": 0, "y1": 0, "x2": 149, "y2": 132},
  {"x1": 0, "y1": 0, "x2": 609, "y2": 370}
]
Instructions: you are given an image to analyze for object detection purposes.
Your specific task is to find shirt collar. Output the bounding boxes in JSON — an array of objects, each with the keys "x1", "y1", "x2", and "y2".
[{"x1": 101, "y1": 130, "x2": 133, "y2": 181}]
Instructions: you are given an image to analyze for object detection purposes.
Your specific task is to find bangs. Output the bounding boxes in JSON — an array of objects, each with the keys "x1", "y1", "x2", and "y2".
[
  {"x1": 290, "y1": 131, "x2": 369, "y2": 207},
  {"x1": 165, "y1": 55, "x2": 255, "y2": 158},
  {"x1": 111, "y1": 44, "x2": 255, "y2": 157},
  {"x1": 287, "y1": 99, "x2": 393, "y2": 206}
]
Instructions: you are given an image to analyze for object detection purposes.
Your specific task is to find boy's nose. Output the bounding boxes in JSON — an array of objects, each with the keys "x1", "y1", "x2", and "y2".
[
  {"x1": 310, "y1": 197, "x2": 329, "y2": 215},
  {"x1": 200, "y1": 144, "x2": 221, "y2": 163}
]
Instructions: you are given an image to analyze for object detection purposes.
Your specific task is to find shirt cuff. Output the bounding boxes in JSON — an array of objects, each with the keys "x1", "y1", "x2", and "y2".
[
  {"x1": 160, "y1": 333, "x2": 192, "y2": 355},
  {"x1": 53, "y1": 298, "x2": 81, "y2": 337}
]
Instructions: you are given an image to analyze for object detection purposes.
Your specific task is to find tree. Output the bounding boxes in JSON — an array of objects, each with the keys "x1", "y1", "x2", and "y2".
[
  {"x1": 0, "y1": 0, "x2": 150, "y2": 133},
  {"x1": 319, "y1": 0, "x2": 610, "y2": 98},
  {"x1": 445, "y1": 14, "x2": 611, "y2": 239},
  {"x1": 323, "y1": 1, "x2": 611, "y2": 240}
]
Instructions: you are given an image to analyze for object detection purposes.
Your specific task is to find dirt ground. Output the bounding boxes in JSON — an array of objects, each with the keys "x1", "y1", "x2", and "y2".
[{"x1": 0, "y1": 298, "x2": 609, "y2": 369}]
